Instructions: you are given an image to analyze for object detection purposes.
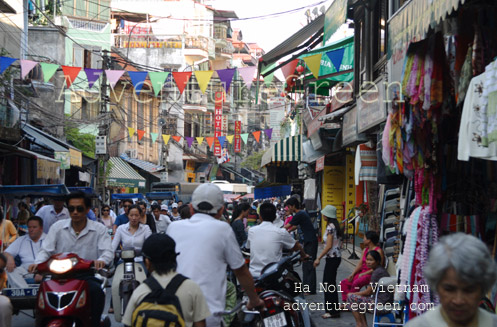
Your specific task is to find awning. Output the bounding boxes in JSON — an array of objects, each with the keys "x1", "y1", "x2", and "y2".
[
  {"x1": 107, "y1": 157, "x2": 146, "y2": 188},
  {"x1": 0, "y1": 184, "x2": 70, "y2": 198},
  {"x1": 388, "y1": 0, "x2": 465, "y2": 58},
  {"x1": 120, "y1": 153, "x2": 164, "y2": 173},
  {"x1": 302, "y1": 140, "x2": 328, "y2": 164},
  {"x1": 319, "y1": 105, "x2": 353, "y2": 123},
  {"x1": 254, "y1": 185, "x2": 292, "y2": 200},
  {"x1": 261, "y1": 135, "x2": 302, "y2": 167}
]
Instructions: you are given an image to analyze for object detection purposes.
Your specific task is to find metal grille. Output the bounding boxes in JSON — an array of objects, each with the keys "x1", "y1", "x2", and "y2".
[{"x1": 46, "y1": 291, "x2": 77, "y2": 311}]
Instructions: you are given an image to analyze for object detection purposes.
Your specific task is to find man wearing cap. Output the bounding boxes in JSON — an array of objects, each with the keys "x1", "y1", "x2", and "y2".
[
  {"x1": 122, "y1": 234, "x2": 210, "y2": 327},
  {"x1": 170, "y1": 203, "x2": 181, "y2": 221},
  {"x1": 167, "y1": 183, "x2": 264, "y2": 327},
  {"x1": 151, "y1": 204, "x2": 172, "y2": 233},
  {"x1": 35, "y1": 197, "x2": 70, "y2": 233}
]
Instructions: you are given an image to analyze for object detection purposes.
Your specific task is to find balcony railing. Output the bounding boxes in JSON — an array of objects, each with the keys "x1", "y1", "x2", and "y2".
[{"x1": 113, "y1": 34, "x2": 184, "y2": 49}]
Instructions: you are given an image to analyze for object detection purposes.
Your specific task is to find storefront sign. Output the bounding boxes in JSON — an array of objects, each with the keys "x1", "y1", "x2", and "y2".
[
  {"x1": 214, "y1": 92, "x2": 223, "y2": 157},
  {"x1": 357, "y1": 78, "x2": 386, "y2": 133},
  {"x1": 234, "y1": 121, "x2": 242, "y2": 153},
  {"x1": 315, "y1": 156, "x2": 325, "y2": 172},
  {"x1": 345, "y1": 154, "x2": 355, "y2": 234},
  {"x1": 323, "y1": 0, "x2": 347, "y2": 45},
  {"x1": 69, "y1": 148, "x2": 82, "y2": 167},
  {"x1": 37, "y1": 158, "x2": 60, "y2": 180},
  {"x1": 54, "y1": 151, "x2": 70, "y2": 170},
  {"x1": 268, "y1": 97, "x2": 286, "y2": 144},
  {"x1": 322, "y1": 166, "x2": 344, "y2": 238},
  {"x1": 342, "y1": 106, "x2": 357, "y2": 146},
  {"x1": 185, "y1": 160, "x2": 195, "y2": 172}
]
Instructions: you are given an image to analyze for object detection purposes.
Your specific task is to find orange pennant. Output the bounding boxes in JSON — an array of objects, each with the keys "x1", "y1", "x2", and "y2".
[
  {"x1": 172, "y1": 72, "x2": 192, "y2": 95},
  {"x1": 252, "y1": 131, "x2": 261, "y2": 143},
  {"x1": 205, "y1": 137, "x2": 215, "y2": 148},
  {"x1": 172, "y1": 135, "x2": 182, "y2": 143},
  {"x1": 61, "y1": 65, "x2": 81, "y2": 88},
  {"x1": 137, "y1": 129, "x2": 145, "y2": 141}
]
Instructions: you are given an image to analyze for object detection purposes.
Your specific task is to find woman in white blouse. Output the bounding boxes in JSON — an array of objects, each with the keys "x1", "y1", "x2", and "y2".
[{"x1": 112, "y1": 205, "x2": 152, "y2": 262}]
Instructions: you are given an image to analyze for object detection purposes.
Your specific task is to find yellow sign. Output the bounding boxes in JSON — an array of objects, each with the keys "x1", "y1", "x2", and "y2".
[
  {"x1": 69, "y1": 148, "x2": 82, "y2": 167},
  {"x1": 322, "y1": 166, "x2": 344, "y2": 239},
  {"x1": 37, "y1": 158, "x2": 60, "y2": 180},
  {"x1": 345, "y1": 154, "x2": 356, "y2": 234},
  {"x1": 185, "y1": 160, "x2": 195, "y2": 172}
]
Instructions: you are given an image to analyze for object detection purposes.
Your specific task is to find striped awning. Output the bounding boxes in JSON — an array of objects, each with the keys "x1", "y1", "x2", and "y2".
[{"x1": 261, "y1": 135, "x2": 302, "y2": 167}]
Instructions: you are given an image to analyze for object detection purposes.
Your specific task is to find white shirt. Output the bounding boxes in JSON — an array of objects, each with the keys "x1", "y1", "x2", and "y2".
[
  {"x1": 246, "y1": 221, "x2": 296, "y2": 277},
  {"x1": 154, "y1": 214, "x2": 172, "y2": 233},
  {"x1": 109, "y1": 210, "x2": 117, "y2": 219},
  {"x1": 35, "y1": 205, "x2": 70, "y2": 233},
  {"x1": 167, "y1": 213, "x2": 245, "y2": 316},
  {"x1": 272, "y1": 217, "x2": 284, "y2": 228},
  {"x1": 5, "y1": 234, "x2": 47, "y2": 269},
  {"x1": 35, "y1": 219, "x2": 113, "y2": 265},
  {"x1": 112, "y1": 223, "x2": 152, "y2": 260}
]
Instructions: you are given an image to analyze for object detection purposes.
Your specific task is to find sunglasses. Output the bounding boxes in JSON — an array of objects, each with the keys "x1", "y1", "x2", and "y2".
[
  {"x1": 123, "y1": 205, "x2": 131, "y2": 208},
  {"x1": 68, "y1": 205, "x2": 86, "y2": 213},
  {"x1": 102, "y1": 209, "x2": 110, "y2": 212}
]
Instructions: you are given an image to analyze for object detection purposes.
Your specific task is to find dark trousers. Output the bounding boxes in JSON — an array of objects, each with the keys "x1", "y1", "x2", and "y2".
[
  {"x1": 303, "y1": 239, "x2": 318, "y2": 293},
  {"x1": 323, "y1": 257, "x2": 341, "y2": 314},
  {"x1": 80, "y1": 276, "x2": 105, "y2": 327}
]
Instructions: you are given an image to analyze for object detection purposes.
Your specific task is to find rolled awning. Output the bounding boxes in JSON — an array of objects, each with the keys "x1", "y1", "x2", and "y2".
[
  {"x1": 107, "y1": 157, "x2": 146, "y2": 188},
  {"x1": 261, "y1": 135, "x2": 302, "y2": 167}
]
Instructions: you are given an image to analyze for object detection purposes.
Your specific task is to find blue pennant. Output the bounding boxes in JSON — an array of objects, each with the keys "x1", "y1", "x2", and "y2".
[{"x1": 326, "y1": 48, "x2": 345, "y2": 72}]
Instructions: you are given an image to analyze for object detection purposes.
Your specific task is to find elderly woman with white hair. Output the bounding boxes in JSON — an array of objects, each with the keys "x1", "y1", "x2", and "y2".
[{"x1": 406, "y1": 233, "x2": 497, "y2": 327}]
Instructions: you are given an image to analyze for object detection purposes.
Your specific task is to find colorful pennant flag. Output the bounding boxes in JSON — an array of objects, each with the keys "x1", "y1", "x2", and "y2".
[
  {"x1": 128, "y1": 127, "x2": 136, "y2": 138},
  {"x1": 196, "y1": 137, "x2": 204, "y2": 145},
  {"x1": 240, "y1": 133, "x2": 249, "y2": 144},
  {"x1": 0, "y1": 56, "x2": 17, "y2": 74},
  {"x1": 105, "y1": 70, "x2": 125, "y2": 88},
  {"x1": 172, "y1": 135, "x2": 182, "y2": 143},
  {"x1": 326, "y1": 47, "x2": 346, "y2": 72},
  {"x1": 137, "y1": 129, "x2": 145, "y2": 141},
  {"x1": 20, "y1": 60, "x2": 38, "y2": 79},
  {"x1": 185, "y1": 137, "x2": 194, "y2": 147},
  {"x1": 238, "y1": 66, "x2": 257, "y2": 90},
  {"x1": 280, "y1": 59, "x2": 299, "y2": 84},
  {"x1": 172, "y1": 72, "x2": 192, "y2": 95},
  {"x1": 264, "y1": 129, "x2": 273, "y2": 140},
  {"x1": 162, "y1": 134, "x2": 171, "y2": 145},
  {"x1": 128, "y1": 71, "x2": 148, "y2": 95},
  {"x1": 84, "y1": 68, "x2": 103, "y2": 89},
  {"x1": 303, "y1": 54, "x2": 322, "y2": 79},
  {"x1": 261, "y1": 63, "x2": 276, "y2": 87},
  {"x1": 217, "y1": 135, "x2": 226, "y2": 147},
  {"x1": 205, "y1": 137, "x2": 215, "y2": 148},
  {"x1": 39, "y1": 63, "x2": 59, "y2": 83},
  {"x1": 252, "y1": 131, "x2": 261, "y2": 143},
  {"x1": 226, "y1": 135, "x2": 234, "y2": 144},
  {"x1": 148, "y1": 72, "x2": 169, "y2": 97},
  {"x1": 216, "y1": 68, "x2": 236, "y2": 92},
  {"x1": 194, "y1": 70, "x2": 214, "y2": 94},
  {"x1": 61, "y1": 65, "x2": 81, "y2": 88},
  {"x1": 150, "y1": 132, "x2": 158, "y2": 143}
]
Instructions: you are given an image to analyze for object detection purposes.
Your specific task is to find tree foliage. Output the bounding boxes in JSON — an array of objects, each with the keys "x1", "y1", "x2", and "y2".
[
  {"x1": 65, "y1": 122, "x2": 96, "y2": 159},
  {"x1": 241, "y1": 151, "x2": 265, "y2": 170}
]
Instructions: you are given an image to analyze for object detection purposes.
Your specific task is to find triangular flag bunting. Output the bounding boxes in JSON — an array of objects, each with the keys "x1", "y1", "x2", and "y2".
[
  {"x1": 226, "y1": 135, "x2": 234, "y2": 144},
  {"x1": 217, "y1": 136, "x2": 226, "y2": 147},
  {"x1": 172, "y1": 72, "x2": 192, "y2": 95},
  {"x1": 238, "y1": 66, "x2": 257, "y2": 90},
  {"x1": 185, "y1": 137, "x2": 194, "y2": 147},
  {"x1": 20, "y1": 60, "x2": 38, "y2": 79},
  {"x1": 84, "y1": 68, "x2": 103, "y2": 89},
  {"x1": 303, "y1": 54, "x2": 322, "y2": 79},
  {"x1": 61, "y1": 65, "x2": 81, "y2": 88},
  {"x1": 196, "y1": 137, "x2": 204, "y2": 145},
  {"x1": 205, "y1": 137, "x2": 215, "y2": 148},
  {"x1": 162, "y1": 134, "x2": 171, "y2": 145},
  {"x1": 150, "y1": 132, "x2": 158, "y2": 143},
  {"x1": 137, "y1": 129, "x2": 145, "y2": 141},
  {"x1": 264, "y1": 128, "x2": 273, "y2": 140},
  {"x1": 128, "y1": 71, "x2": 148, "y2": 95},
  {"x1": 105, "y1": 70, "x2": 125, "y2": 88},
  {"x1": 252, "y1": 131, "x2": 261, "y2": 143},
  {"x1": 326, "y1": 47, "x2": 346, "y2": 72},
  {"x1": 216, "y1": 68, "x2": 236, "y2": 92},
  {"x1": 241, "y1": 133, "x2": 249, "y2": 144},
  {"x1": 0, "y1": 56, "x2": 17, "y2": 74},
  {"x1": 39, "y1": 63, "x2": 59, "y2": 83},
  {"x1": 172, "y1": 135, "x2": 182, "y2": 143},
  {"x1": 148, "y1": 72, "x2": 169, "y2": 97},
  {"x1": 280, "y1": 59, "x2": 299, "y2": 84},
  {"x1": 194, "y1": 70, "x2": 214, "y2": 94},
  {"x1": 128, "y1": 127, "x2": 136, "y2": 138},
  {"x1": 261, "y1": 63, "x2": 276, "y2": 87}
]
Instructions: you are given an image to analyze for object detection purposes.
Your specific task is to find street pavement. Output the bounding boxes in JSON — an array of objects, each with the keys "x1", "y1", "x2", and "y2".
[{"x1": 12, "y1": 243, "x2": 368, "y2": 327}]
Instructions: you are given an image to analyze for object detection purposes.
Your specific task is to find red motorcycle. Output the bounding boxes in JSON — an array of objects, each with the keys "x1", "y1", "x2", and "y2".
[{"x1": 34, "y1": 253, "x2": 111, "y2": 327}]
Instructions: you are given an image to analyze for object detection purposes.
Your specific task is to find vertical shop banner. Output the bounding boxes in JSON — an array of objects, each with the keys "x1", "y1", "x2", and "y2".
[
  {"x1": 234, "y1": 121, "x2": 242, "y2": 153},
  {"x1": 214, "y1": 91, "x2": 223, "y2": 157},
  {"x1": 321, "y1": 166, "x2": 344, "y2": 238},
  {"x1": 345, "y1": 154, "x2": 356, "y2": 235}
]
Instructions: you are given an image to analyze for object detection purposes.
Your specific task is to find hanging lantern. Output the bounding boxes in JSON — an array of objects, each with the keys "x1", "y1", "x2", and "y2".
[
  {"x1": 280, "y1": 92, "x2": 286, "y2": 97},
  {"x1": 296, "y1": 64, "x2": 305, "y2": 74}
]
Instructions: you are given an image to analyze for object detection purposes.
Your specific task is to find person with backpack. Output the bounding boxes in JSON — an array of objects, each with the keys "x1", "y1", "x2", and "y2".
[{"x1": 122, "y1": 233, "x2": 210, "y2": 327}]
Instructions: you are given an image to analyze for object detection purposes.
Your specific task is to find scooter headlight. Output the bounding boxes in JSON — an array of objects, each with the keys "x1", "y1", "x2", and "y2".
[
  {"x1": 76, "y1": 290, "x2": 86, "y2": 308},
  {"x1": 49, "y1": 258, "x2": 77, "y2": 274}
]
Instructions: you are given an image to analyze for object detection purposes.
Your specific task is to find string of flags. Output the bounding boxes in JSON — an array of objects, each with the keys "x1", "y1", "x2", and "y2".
[{"x1": 128, "y1": 126, "x2": 273, "y2": 148}]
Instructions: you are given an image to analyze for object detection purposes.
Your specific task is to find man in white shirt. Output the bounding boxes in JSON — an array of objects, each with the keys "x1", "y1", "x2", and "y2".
[
  {"x1": 4, "y1": 216, "x2": 46, "y2": 288},
  {"x1": 167, "y1": 184, "x2": 264, "y2": 327},
  {"x1": 247, "y1": 203, "x2": 308, "y2": 278},
  {"x1": 151, "y1": 204, "x2": 171, "y2": 233},
  {"x1": 35, "y1": 197, "x2": 70, "y2": 233},
  {"x1": 29, "y1": 192, "x2": 113, "y2": 327}
]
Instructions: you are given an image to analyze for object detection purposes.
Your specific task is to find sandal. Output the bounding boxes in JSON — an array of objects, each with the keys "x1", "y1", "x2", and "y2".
[{"x1": 321, "y1": 313, "x2": 340, "y2": 319}]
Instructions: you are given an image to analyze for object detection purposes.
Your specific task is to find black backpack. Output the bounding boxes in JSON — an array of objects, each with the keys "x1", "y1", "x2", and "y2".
[{"x1": 132, "y1": 274, "x2": 188, "y2": 327}]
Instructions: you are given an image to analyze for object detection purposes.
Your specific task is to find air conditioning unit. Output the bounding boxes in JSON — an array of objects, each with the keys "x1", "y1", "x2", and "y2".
[{"x1": 126, "y1": 149, "x2": 138, "y2": 159}]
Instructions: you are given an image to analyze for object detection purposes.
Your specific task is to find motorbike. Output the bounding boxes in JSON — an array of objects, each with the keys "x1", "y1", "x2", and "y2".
[
  {"x1": 111, "y1": 248, "x2": 147, "y2": 322},
  {"x1": 34, "y1": 253, "x2": 111, "y2": 327}
]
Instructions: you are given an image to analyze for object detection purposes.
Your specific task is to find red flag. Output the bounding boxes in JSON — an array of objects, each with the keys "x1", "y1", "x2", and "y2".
[
  {"x1": 172, "y1": 135, "x2": 182, "y2": 143},
  {"x1": 205, "y1": 137, "x2": 215, "y2": 148},
  {"x1": 137, "y1": 129, "x2": 145, "y2": 141},
  {"x1": 252, "y1": 131, "x2": 261, "y2": 143},
  {"x1": 172, "y1": 72, "x2": 192, "y2": 95},
  {"x1": 61, "y1": 65, "x2": 82, "y2": 88},
  {"x1": 280, "y1": 59, "x2": 299, "y2": 85}
]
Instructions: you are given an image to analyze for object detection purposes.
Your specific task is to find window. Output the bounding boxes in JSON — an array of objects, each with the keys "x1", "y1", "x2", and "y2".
[
  {"x1": 81, "y1": 97, "x2": 99, "y2": 120},
  {"x1": 137, "y1": 101, "x2": 144, "y2": 131},
  {"x1": 149, "y1": 101, "x2": 154, "y2": 146},
  {"x1": 184, "y1": 113, "x2": 192, "y2": 138},
  {"x1": 373, "y1": 0, "x2": 388, "y2": 79},
  {"x1": 390, "y1": 0, "x2": 407, "y2": 17},
  {"x1": 127, "y1": 95, "x2": 133, "y2": 128}
]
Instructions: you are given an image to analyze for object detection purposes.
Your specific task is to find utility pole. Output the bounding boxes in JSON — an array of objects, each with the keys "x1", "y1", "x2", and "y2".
[{"x1": 96, "y1": 50, "x2": 111, "y2": 203}]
